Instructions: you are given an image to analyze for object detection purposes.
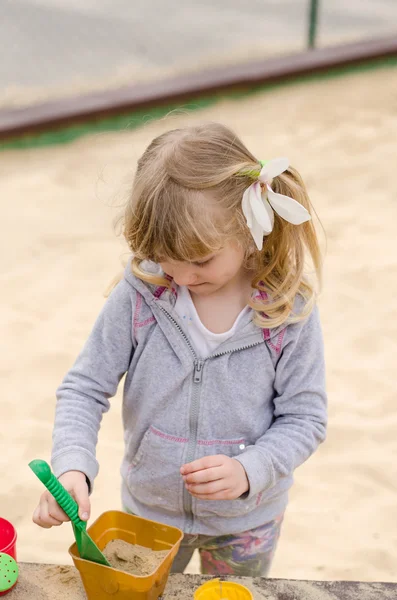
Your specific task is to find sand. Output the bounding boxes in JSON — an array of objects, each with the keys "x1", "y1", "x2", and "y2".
[
  {"x1": 103, "y1": 540, "x2": 169, "y2": 576},
  {"x1": 1, "y1": 64, "x2": 397, "y2": 584},
  {"x1": 8, "y1": 565, "x2": 397, "y2": 600}
]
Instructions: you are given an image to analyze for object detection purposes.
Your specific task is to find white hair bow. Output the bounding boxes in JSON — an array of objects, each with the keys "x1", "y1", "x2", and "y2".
[{"x1": 241, "y1": 158, "x2": 311, "y2": 250}]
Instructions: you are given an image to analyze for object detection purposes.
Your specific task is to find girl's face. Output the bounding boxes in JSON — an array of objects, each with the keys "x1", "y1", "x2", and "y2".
[{"x1": 160, "y1": 240, "x2": 248, "y2": 295}]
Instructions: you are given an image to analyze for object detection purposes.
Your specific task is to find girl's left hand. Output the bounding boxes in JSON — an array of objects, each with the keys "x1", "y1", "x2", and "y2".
[{"x1": 180, "y1": 455, "x2": 249, "y2": 500}]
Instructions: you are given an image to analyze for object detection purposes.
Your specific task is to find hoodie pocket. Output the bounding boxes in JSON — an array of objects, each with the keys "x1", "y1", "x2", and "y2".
[
  {"x1": 193, "y1": 438, "x2": 258, "y2": 519},
  {"x1": 126, "y1": 425, "x2": 187, "y2": 514}
]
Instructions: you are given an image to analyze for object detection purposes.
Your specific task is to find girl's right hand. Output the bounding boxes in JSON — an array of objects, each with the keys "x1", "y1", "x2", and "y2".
[{"x1": 32, "y1": 470, "x2": 90, "y2": 529}]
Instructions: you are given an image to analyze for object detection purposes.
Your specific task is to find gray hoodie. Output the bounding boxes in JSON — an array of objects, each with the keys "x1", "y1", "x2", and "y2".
[{"x1": 52, "y1": 260, "x2": 327, "y2": 535}]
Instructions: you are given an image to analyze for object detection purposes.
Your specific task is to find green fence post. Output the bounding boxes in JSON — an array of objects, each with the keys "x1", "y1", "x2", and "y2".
[{"x1": 308, "y1": 0, "x2": 320, "y2": 49}]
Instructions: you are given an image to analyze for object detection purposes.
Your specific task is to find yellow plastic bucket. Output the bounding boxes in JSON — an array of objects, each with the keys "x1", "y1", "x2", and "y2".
[
  {"x1": 194, "y1": 579, "x2": 253, "y2": 600},
  {"x1": 69, "y1": 510, "x2": 183, "y2": 600}
]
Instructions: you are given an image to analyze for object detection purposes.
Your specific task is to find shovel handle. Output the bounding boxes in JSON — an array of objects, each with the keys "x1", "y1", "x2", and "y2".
[{"x1": 29, "y1": 459, "x2": 86, "y2": 530}]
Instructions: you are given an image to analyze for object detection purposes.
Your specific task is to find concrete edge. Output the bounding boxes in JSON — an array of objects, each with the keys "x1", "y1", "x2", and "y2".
[{"x1": 1, "y1": 35, "x2": 397, "y2": 140}]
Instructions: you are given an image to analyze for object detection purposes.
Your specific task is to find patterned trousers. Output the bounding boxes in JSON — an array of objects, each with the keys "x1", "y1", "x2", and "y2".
[{"x1": 171, "y1": 513, "x2": 284, "y2": 577}]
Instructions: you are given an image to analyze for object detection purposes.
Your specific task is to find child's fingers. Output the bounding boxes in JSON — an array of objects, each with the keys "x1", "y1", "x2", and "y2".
[
  {"x1": 32, "y1": 506, "x2": 50, "y2": 528},
  {"x1": 189, "y1": 487, "x2": 231, "y2": 501},
  {"x1": 32, "y1": 471, "x2": 90, "y2": 529},
  {"x1": 33, "y1": 499, "x2": 64, "y2": 528},
  {"x1": 181, "y1": 455, "x2": 225, "y2": 475},
  {"x1": 57, "y1": 471, "x2": 91, "y2": 522},
  {"x1": 186, "y1": 479, "x2": 226, "y2": 496},
  {"x1": 73, "y1": 481, "x2": 91, "y2": 521},
  {"x1": 46, "y1": 495, "x2": 70, "y2": 523},
  {"x1": 183, "y1": 466, "x2": 222, "y2": 485},
  {"x1": 41, "y1": 501, "x2": 65, "y2": 527}
]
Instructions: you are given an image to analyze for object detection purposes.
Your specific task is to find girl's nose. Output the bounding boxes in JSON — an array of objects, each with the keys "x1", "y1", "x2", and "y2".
[{"x1": 172, "y1": 267, "x2": 197, "y2": 287}]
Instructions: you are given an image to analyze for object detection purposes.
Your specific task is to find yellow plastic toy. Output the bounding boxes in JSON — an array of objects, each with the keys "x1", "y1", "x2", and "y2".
[
  {"x1": 194, "y1": 578, "x2": 253, "y2": 600},
  {"x1": 69, "y1": 510, "x2": 183, "y2": 600}
]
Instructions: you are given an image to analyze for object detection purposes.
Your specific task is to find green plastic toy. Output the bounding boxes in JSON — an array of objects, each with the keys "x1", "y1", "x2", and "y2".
[
  {"x1": 29, "y1": 459, "x2": 110, "y2": 567},
  {"x1": 0, "y1": 553, "x2": 18, "y2": 594}
]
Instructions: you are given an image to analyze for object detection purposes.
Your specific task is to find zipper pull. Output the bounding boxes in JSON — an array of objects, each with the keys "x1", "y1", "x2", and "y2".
[{"x1": 193, "y1": 360, "x2": 204, "y2": 383}]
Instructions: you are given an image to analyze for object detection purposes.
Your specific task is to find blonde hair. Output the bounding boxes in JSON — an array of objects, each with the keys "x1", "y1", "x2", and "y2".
[{"x1": 122, "y1": 122, "x2": 322, "y2": 328}]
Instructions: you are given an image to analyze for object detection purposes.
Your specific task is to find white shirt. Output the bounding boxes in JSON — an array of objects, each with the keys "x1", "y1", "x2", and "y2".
[{"x1": 174, "y1": 285, "x2": 250, "y2": 358}]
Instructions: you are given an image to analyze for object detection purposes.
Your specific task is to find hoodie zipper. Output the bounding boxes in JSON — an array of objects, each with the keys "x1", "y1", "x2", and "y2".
[
  {"x1": 157, "y1": 304, "x2": 202, "y2": 531},
  {"x1": 209, "y1": 340, "x2": 263, "y2": 360},
  {"x1": 157, "y1": 303, "x2": 263, "y2": 532},
  {"x1": 157, "y1": 304, "x2": 197, "y2": 360}
]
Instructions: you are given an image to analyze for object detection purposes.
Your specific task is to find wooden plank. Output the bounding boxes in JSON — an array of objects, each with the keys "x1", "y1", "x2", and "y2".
[
  {"x1": 1, "y1": 35, "x2": 397, "y2": 141},
  {"x1": 8, "y1": 563, "x2": 396, "y2": 599}
]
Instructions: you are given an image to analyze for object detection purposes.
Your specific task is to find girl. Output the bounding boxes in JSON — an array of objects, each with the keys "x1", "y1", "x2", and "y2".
[{"x1": 33, "y1": 122, "x2": 327, "y2": 577}]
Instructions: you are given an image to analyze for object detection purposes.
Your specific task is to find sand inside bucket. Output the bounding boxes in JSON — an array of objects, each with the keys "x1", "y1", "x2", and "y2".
[{"x1": 103, "y1": 540, "x2": 169, "y2": 576}]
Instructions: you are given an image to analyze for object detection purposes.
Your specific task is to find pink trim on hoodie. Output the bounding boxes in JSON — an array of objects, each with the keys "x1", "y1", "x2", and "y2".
[
  {"x1": 133, "y1": 292, "x2": 156, "y2": 338},
  {"x1": 262, "y1": 328, "x2": 286, "y2": 355},
  {"x1": 253, "y1": 287, "x2": 286, "y2": 356},
  {"x1": 150, "y1": 426, "x2": 246, "y2": 447}
]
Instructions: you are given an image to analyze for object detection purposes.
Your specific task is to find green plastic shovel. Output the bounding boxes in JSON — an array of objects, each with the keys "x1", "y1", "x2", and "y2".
[{"x1": 29, "y1": 459, "x2": 110, "y2": 567}]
